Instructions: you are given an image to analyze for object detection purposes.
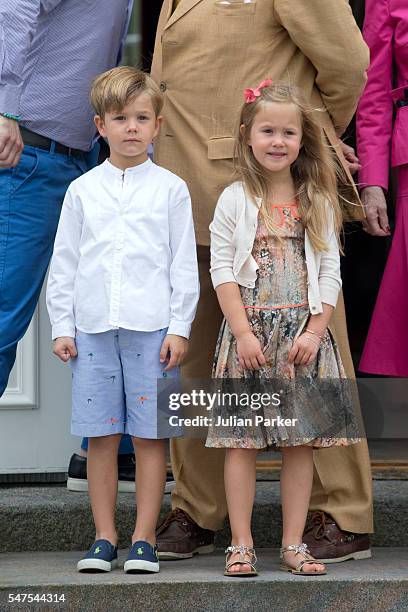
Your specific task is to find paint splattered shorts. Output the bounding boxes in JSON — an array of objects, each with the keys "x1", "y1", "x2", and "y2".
[{"x1": 71, "y1": 328, "x2": 180, "y2": 439}]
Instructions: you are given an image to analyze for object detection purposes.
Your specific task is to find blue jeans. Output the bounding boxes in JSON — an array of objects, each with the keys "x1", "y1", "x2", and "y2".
[{"x1": 0, "y1": 141, "x2": 132, "y2": 455}]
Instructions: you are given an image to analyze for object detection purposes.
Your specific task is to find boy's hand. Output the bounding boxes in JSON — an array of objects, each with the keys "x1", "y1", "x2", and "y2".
[
  {"x1": 236, "y1": 331, "x2": 266, "y2": 371},
  {"x1": 53, "y1": 337, "x2": 77, "y2": 362},
  {"x1": 160, "y1": 334, "x2": 188, "y2": 371},
  {"x1": 288, "y1": 332, "x2": 320, "y2": 366}
]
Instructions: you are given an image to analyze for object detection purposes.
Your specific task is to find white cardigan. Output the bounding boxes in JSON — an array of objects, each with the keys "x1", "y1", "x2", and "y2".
[{"x1": 209, "y1": 182, "x2": 341, "y2": 315}]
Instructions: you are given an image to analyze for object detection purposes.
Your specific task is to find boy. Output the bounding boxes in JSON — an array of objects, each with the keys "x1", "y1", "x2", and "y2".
[{"x1": 46, "y1": 67, "x2": 199, "y2": 574}]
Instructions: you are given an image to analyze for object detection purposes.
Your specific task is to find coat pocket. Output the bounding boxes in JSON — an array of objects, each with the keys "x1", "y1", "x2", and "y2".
[
  {"x1": 391, "y1": 85, "x2": 408, "y2": 167},
  {"x1": 392, "y1": 105, "x2": 408, "y2": 167},
  {"x1": 213, "y1": 1, "x2": 256, "y2": 15},
  {"x1": 207, "y1": 137, "x2": 236, "y2": 160}
]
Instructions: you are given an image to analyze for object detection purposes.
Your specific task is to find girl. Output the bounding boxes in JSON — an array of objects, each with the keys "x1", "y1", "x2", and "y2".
[{"x1": 206, "y1": 82, "x2": 360, "y2": 577}]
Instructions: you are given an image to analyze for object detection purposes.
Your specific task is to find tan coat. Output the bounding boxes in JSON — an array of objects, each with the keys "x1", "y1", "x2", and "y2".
[
  {"x1": 151, "y1": 1, "x2": 373, "y2": 534},
  {"x1": 152, "y1": 0, "x2": 369, "y2": 246}
]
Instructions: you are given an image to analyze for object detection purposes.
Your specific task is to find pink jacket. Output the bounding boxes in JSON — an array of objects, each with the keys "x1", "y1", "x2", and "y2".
[{"x1": 357, "y1": 0, "x2": 408, "y2": 190}]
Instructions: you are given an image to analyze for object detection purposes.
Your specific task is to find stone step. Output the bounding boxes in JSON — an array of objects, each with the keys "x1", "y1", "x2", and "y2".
[
  {"x1": 1, "y1": 481, "x2": 407, "y2": 553},
  {"x1": 0, "y1": 548, "x2": 407, "y2": 612}
]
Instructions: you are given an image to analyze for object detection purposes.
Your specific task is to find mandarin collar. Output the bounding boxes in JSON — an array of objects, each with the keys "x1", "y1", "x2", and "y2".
[{"x1": 102, "y1": 157, "x2": 152, "y2": 178}]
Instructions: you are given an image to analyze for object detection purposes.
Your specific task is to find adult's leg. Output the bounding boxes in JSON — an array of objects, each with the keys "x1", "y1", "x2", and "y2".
[
  {"x1": 310, "y1": 440, "x2": 373, "y2": 533},
  {"x1": 169, "y1": 246, "x2": 227, "y2": 531},
  {"x1": 360, "y1": 166, "x2": 408, "y2": 376},
  {"x1": 311, "y1": 291, "x2": 373, "y2": 533},
  {"x1": 0, "y1": 146, "x2": 93, "y2": 396}
]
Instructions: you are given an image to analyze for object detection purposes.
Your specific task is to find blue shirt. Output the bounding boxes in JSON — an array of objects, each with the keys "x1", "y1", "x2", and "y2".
[{"x1": 0, "y1": 0, "x2": 133, "y2": 151}]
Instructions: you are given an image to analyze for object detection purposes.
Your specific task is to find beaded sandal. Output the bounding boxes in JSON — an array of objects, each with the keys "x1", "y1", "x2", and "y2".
[
  {"x1": 280, "y1": 543, "x2": 326, "y2": 576},
  {"x1": 224, "y1": 545, "x2": 258, "y2": 577}
]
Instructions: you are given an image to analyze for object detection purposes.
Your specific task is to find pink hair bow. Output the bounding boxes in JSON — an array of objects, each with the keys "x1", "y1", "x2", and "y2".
[{"x1": 243, "y1": 79, "x2": 273, "y2": 103}]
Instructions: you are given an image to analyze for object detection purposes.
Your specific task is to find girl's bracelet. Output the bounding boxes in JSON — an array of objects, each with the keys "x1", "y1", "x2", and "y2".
[
  {"x1": 305, "y1": 328, "x2": 324, "y2": 340},
  {"x1": 0, "y1": 112, "x2": 21, "y2": 122},
  {"x1": 303, "y1": 335, "x2": 320, "y2": 348}
]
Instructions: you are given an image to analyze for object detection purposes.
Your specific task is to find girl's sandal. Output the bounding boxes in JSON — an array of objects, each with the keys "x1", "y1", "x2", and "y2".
[
  {"x1": 280, "y1": 543, "x2": 327, "y2": 576},
  {"x1": 224, "y1": 545, "x2": 258, "y2": 577}
]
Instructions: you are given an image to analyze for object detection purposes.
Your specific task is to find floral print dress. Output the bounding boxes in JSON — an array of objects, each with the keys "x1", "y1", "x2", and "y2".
[{"x1": 206, "y1": 203, "x2": 360, "y2": 450}]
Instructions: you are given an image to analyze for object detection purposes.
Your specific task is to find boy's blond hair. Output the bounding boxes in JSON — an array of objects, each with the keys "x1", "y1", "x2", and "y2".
[{"x1": 90, "y1": 66, "x2": 163, "y2": 118}]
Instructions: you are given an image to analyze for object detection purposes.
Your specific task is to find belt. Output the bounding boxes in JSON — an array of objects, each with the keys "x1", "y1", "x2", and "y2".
[{"x1": 20, "y1": 126, "x2": 85, "y2": 158}]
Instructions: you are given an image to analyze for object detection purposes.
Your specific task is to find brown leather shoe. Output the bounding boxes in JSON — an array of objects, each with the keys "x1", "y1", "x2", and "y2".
[
  {"x1": 156, "y1": 509, "x2": 215, "y2": 559},
  {"x1": 303, "y1": 511, "x2": 372, "y2": 563}
]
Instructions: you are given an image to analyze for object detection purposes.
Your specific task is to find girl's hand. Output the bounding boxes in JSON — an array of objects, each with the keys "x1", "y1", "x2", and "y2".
[
  {"x1": 236, "y1": 331, "x2": 266, "y2": 371},
  {"x1": 53, "y1": 337, "x2": 77, "y2": 362},
  {"x1": 288, "y1": 332, "x2": 320, "y2": 366},
  {"x1": 160, "y1": 334, "x2": 188, "y2": 371}
]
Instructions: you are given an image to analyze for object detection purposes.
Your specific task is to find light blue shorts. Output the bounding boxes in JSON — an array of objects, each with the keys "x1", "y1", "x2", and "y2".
[{"x1": 71, "y1": 328, "x2": 180, "y2": 440}]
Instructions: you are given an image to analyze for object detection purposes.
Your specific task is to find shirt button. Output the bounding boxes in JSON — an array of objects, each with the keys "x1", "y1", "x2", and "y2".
[
  {"x1": 160, "y1": 82, "x2": 167, "y2": 92},
  {"x1": 311, "y1": 306, "x2": 317, "y2": 312}
]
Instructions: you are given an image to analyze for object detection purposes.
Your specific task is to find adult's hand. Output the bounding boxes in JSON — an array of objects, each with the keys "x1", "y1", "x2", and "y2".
[
  {"x1": 361, "y1": 186, "x2": 390, "y2": 237},
  {"x1": 0, "y1": 116, "x2": 24, "y2": 168},
  {"x1": 340, "y1": 140, "x2": 361, "y2": 175}
]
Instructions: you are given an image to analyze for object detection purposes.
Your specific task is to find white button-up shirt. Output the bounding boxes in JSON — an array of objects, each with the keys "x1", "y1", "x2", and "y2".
[{"x1": 46, "y1": 158, "x2": 199, "y2": 339}]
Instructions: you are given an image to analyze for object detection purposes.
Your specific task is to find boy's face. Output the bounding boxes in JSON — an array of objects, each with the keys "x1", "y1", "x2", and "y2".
[{"x1": 94, "y1": 93, "x2": 161, "y2": 169}]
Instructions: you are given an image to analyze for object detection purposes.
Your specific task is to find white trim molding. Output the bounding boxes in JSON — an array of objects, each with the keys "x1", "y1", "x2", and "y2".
[{"x1": 0, "y1": 312, "x2": 38, "y2": 409}]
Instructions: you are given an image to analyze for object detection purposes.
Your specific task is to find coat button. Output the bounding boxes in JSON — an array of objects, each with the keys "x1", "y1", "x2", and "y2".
[{"x1": 160, "y1": 82, "x2": 167, "y2": 92}]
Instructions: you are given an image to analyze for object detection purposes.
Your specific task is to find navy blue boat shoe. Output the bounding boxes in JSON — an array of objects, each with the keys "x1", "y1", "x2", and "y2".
[
  {"x1": 77, "y1": 539, "x2": 118, "y2": 572},
  {"x1": 124, "y1": 540, "x2": 160, "y2": 574}
]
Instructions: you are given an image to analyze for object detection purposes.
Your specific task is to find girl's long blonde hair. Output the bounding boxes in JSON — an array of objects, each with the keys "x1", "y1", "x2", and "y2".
[{"x1": 236, "y1": 83, "x2": 342, "y2": 252}]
